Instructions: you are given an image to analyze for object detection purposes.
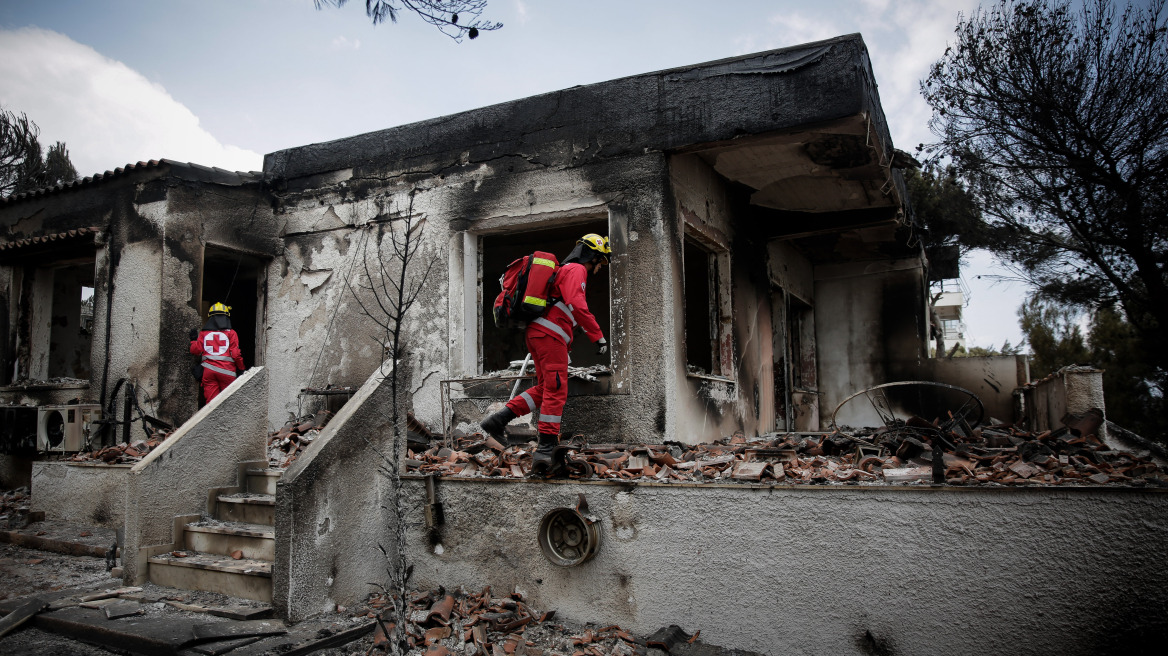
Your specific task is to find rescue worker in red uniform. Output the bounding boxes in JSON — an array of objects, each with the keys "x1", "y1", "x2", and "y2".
[
  {"x1": 189, "y1": 302, "x2": 245, "y2": 403},
  {"x1": 481, "y1": 234, "x2": 611, "y2": 473}
]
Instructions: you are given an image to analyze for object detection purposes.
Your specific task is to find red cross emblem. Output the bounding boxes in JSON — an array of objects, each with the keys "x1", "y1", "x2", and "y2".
[{"x1": 204, "y1": 331, "x2": 230, "y2": 356}]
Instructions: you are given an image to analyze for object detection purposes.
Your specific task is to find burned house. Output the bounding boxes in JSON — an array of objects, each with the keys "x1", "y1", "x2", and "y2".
[{"x1": 0, "y1": 34, "x2": 1165, "y2": 655}]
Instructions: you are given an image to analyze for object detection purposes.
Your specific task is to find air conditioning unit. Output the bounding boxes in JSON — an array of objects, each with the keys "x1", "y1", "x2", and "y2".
[
  {"x1": 37, "y1": 404, "x2": 102, "y2": 453},
  {"x1": 0, "y1": 405, "x2": 39, "y2": 455}
]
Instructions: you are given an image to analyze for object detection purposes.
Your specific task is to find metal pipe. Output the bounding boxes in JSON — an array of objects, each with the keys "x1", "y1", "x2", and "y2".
[{"x1": 510, "y1": 352, "x2": 531, "y2": 399}]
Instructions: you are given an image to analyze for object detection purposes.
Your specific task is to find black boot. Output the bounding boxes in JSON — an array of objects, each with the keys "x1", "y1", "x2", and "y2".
[
  {"x1": 480, "y1": 407, "x2": 516, "y2": 440},
  {"x1": 531, "y1": 432, "x2": 559, "y2": 475}
]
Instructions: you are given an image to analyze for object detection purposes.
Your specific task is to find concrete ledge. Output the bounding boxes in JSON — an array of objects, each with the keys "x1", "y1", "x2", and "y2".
[
  {"x1": 30, "y1": 462, "x2": 130, "y2": 528},
  {"x1": 123, "y1": 367, "x2": 268, "y2": 585},
  {"x1": 273, "y1": 362, "x2": 397, "y2": 622},
  {"x1": 0, "y1": 528, "x2": 111, "y2": 558},
  {"x1": 148, "y1": 555, "x2": 272, "y2": 603},
  {"x1": 396, "y1": 477, "x2": 1168, "y2": 655}
]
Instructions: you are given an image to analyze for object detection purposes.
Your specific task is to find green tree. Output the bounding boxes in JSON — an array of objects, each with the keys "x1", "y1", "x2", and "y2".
[
  {"x1": 0, "y1": 107, "x2": 78, "y2": 197},
  {"x1": 922, "y1": 0, "x2": 1168, "y2": 377},
  {"x1": 316, "y1": 0, "x2": 502, "y2": 41},
  {"x1": 1087, "y1": 306, "x2": 1165, "y2": 440},
  {"x1": 905, "y1": 165, "x2": 985, "y2": 257},
  {"x1": 1020, "y1": 298, "x2": 1166, "y2": 441},
  {"x1": 1018, "y1": 297, "x2": 1091, "y2": 379}
]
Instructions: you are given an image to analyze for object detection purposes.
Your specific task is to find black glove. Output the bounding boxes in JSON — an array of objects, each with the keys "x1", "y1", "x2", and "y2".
[
  {"x1": 596, "y1": 337, "x2": 608, "y2": 355},
  {"x1": 189, "y1": 328, "x2": 199, "y2": 341}
]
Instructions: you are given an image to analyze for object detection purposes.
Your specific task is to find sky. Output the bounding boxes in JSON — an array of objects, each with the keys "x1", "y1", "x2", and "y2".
[{"x1": 0, "y1": 0, "x2": 1027, "y2": 350}]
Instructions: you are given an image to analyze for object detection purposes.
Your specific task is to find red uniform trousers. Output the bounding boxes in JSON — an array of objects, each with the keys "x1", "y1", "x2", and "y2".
[
  {"x1": 201, "y1": 368, "x2": 237, "y2": 403},
  {"x1": 505, "y1": 330, "x2": 569, "y2": 435}
]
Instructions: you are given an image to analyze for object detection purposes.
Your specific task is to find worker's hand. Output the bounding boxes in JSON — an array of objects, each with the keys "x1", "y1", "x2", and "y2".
[
  {"x1": 596, "y1": 337, "x2": 608, "y2": 355},
  {"x1": 189, "y1": 329, "x2": 199, "y2": 341}
]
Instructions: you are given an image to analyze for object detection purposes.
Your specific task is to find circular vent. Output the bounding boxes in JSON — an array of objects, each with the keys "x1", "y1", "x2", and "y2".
[
  {"x1": 537, "y1": 507, "x2": 599, "y2": 567},
  {"x1": 44, "y1": 410, "x2": 66, "y2": 448}
]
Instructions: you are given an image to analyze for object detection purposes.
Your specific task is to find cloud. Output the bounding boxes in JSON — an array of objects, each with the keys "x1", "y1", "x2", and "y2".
[
  {"x1": 515, "y1": 0, "x2": 529, "y2": 24},
  {"x1": 0, "y1": 27, "x2": 262, "y2": 177},
  {"x1": 331, "y1": 35, "x2": 361, "y2": 50}
]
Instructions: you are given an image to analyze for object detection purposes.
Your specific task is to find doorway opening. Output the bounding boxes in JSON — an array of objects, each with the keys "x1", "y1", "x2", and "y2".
[{"x1": 200, "y1": 247, "x2": 266, "y2": 371}]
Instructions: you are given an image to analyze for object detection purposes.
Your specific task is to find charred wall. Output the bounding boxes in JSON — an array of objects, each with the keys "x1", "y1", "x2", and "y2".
[
  {"x1": 267, "y1": 147, "x2": 678, "y2": 442},
  {"x1": 0, "y1": 166, "x2": 278, "y2": 430},
  {"x1": 815, "y1": 259, "x2": 929, "y2": 428}
]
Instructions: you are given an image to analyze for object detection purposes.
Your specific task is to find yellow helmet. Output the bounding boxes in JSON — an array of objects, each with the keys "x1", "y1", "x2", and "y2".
[
  {"x1": 209, "y1": 302, "x2": 231, "y2": 316},
  {"x1": 578, "y1": 233, "x2": 611, "y2": 262}
]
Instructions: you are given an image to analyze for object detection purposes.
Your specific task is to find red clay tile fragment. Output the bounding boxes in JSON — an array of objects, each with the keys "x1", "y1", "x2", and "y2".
[
  {"x1": 1008, "y1": 461, "x2": 1039, "y2": 479},
  {"x1": 230, "y1": 550, "x2": 244, "y2": 560},
  {"x1": 732, "y1": 461, "x2": 767, "y2": 481}
]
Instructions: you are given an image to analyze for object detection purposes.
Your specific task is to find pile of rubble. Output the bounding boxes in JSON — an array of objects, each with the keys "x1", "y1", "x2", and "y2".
[
  {"x1": 266, "y1": 411, "x2": 331, "y2": 468},
  {"x1": 364, "y1": 587, "x2": 698, "y2": 655},
  {"x1": 0, "y1": 487, "x2": 30, "y2": 528},
  {"x1": 65, "y1": 435, "x2": 167, "y2": 464},
  {"x1": 406, "y1": 416, "x2": 1167, "y2": 487}
]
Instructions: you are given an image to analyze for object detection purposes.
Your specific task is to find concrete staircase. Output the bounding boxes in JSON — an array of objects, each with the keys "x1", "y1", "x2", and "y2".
[{"x1": 145, "y1": 462, "x2": 283, "y2": 602}]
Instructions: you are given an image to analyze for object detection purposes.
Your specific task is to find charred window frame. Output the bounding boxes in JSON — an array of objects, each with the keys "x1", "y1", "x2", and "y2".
[
  {"x1": 683, "y1": 231, "x2": 732, "y2": 379},
  {"x1": 478, "y1": 220, "x2": 611, "y2": 374}
]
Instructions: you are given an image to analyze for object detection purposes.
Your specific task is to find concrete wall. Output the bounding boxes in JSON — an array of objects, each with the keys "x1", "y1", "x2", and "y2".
[
  {"x1": 122, "y1": 366, "x2": 267, "y2": 584},
  {"x1": 30, "y1": 462, "x2": 129, "y2": 527},
  {"x1": 273, "y1": 362, "x2": 397, "y2": 621},
  {"x1": 398, "y1": 478, "x2": 1168, "y2": 655},
  {"x1": 923, "y1": 355, "x2": 1029, "y2": 424},
  {"x1": 815, "y1": 260, "x2": 929, "y2": 428},
  {"x1": 0, "y1": 454, "x2": 32, "y2": 489}
]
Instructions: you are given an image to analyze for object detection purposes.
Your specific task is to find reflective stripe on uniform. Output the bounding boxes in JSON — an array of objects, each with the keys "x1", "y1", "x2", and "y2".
[
  {"x1": 533, "y1": 257, "x2": 556, "y2": 268},
  {"x1": 532, "y1": 317, "x2": 571, "y2": 344},
  {"x1": 539, "y1": 413, "x2": 561, "y2": 424},
  {"x1": 519, "y1": 391, "x2": 537, "y2": 414},
  {"x1": 203, "y1": 354, "x2": 235, "y2": 363},
  {"x1": 202, "y1": 362, "x2": 237, "y2": 377},
  {"x1": 554, "y1": 301, "x2": 577, "y2": 326},
  {"x1": 523, "y1": 295, "x2": 548, "y2": 308}
]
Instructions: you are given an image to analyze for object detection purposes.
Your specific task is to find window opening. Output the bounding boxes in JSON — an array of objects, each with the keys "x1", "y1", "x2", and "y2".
[
  {"x1": 480, "y1": 221, "x2": 610, "y2": 373},
  {"x1": 683, "y1": 238, "x2": 714, "y2": 375}
]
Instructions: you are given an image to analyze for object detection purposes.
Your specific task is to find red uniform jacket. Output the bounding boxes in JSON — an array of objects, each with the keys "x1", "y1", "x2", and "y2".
[
  {"x1": 190, "y1": 329, "x2": 245, "y2": 376},
  {"x1": 529, "y1": 262, "x2": 604, "y2": 347}
]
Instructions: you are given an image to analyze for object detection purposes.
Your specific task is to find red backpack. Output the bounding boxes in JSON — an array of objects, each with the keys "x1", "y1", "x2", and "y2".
[{"x1": 493, "y1": 251, "x2": 559, "y2": 328}]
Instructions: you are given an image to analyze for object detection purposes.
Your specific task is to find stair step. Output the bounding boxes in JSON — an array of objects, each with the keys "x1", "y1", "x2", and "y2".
[
  {"x1": 215, "y1": 493, "x2": 275, "y2": 526},
  {"x1": 245, "y1": 468, "x2": 284, "y2": 495},
  {"x1": 217, "y1": 493, "x2": 275, "y2": 505},
  {"x1": 148, "y1": 552, "x2": 272, "y2": 602},
  {"x1": 184, "y1": 520, "x2": 275, "y2": 561}
]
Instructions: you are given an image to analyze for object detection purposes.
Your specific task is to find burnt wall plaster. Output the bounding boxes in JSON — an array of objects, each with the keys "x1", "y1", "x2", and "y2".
[
  {"x1": 815, "y1": 260, "x2": 929, "y2": 428},
  {"x1": 268, "y1": 153, "x2": 676, "y2": 441},
  {"x1": 0, "y1": 168, "x2": 276, "y2": 427}
]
